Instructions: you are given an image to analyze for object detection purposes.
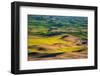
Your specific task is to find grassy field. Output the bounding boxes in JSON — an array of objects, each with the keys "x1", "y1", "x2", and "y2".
[
  {"x1": 28, "y1": 15, "x2": 88, "y2": 61},
  {"x1": 28, "y1": 35, "x2": 86, "y2": 53}
]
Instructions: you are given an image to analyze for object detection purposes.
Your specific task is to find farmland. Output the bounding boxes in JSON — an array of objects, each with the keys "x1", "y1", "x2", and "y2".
[{"x1": 28, "y1": 15, "x2": 88, "y2": 61}]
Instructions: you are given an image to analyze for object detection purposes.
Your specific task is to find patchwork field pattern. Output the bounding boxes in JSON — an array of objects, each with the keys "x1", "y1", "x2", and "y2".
[{"x1": 28, "y1": 15, "x2": 88, "y2": 61}]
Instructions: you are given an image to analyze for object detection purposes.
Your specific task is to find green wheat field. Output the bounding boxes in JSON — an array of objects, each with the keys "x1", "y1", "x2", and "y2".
[{"x1": 28, "y1": 15, "x2": 88, "y2": 61}]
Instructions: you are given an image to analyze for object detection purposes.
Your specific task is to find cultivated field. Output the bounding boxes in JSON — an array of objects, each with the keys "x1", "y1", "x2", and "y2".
[{"x1": 28, "y1": 15, "x2": 88, "y2": 61}]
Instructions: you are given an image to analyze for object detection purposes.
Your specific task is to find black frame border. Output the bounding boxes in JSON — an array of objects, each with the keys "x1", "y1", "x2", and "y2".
[{"x1": 11, "y1": 1, "x2": 98, "y2": 74}]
